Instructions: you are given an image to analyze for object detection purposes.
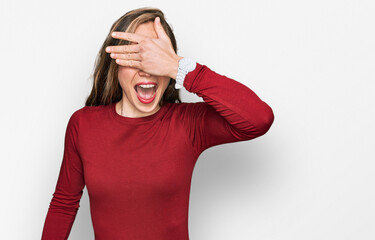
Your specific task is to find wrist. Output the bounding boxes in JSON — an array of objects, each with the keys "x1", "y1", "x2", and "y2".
[{"x1": 169, "y1": 55, "x2": 183, "y2": 79}]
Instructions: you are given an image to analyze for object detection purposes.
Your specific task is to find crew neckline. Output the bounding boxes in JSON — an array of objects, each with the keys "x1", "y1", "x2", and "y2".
[{"x1": 109, "y1": 101, "x2": 171, "y2": 124}]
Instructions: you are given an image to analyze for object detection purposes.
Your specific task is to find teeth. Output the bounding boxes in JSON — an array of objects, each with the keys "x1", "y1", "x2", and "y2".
[{"x1": 138, "y1": 84, "x2": 155, "y2": 88}]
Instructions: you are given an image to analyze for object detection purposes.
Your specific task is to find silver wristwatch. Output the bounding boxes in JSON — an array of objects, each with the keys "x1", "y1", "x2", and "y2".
[{"x1": 175, "y1": 57, "x2": 197, "y2": 89}]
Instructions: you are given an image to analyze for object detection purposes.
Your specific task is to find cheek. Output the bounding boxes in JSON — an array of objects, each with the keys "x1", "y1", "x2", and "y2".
[
  {"x1": 118, "y1": 66, "x2": 137, "y2": 90},
  {"x1": 161, "y1": 78, "x2": 171, "y2": 92}
]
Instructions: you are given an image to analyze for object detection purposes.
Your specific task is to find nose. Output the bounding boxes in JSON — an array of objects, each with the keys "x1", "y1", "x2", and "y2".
[{"x1": 138, "y1": 70, "x2": 151, "y2": 77}]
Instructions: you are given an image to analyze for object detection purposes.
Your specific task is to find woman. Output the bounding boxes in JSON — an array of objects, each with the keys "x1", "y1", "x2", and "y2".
[{"x1": 41, "y1": 7, "x2": 274, "y2": 240}]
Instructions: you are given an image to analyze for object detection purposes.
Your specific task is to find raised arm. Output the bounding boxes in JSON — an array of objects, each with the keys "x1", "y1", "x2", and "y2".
[
  {"x1": 41, "y1": 110, "x2": 85, "y2": 240},
  {"x1": 181, "y1": 62, "x2": 274, "y2": 155}
]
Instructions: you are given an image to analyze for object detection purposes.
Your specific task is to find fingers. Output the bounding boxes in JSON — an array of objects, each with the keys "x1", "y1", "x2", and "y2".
[
  {"x1": 106, "y1": 31, "x2": 150, "y2": 70},
  {"x1": 110, "y1": 52, "x2": 142, "y2": 61},
  {"x1": 106, "y1": 37, "x2": 143, "y2": 69},
  {"x1": 106, "y1": 44, "x2": 140, "y2": 54},
  {"x1": 115, "y1": 59, "x2": 142, "y2": 69},
  {"x1": 154, "y1": 16, "x2": 169, "y2": 41},
  {"x1": 111, "y1": 31, "x2": 145, "y2": 43},
  {"x1": 109, "y1": 50, "x2": 142, "y2": 69}
]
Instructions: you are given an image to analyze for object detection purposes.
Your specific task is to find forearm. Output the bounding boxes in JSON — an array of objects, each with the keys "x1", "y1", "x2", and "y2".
[{"x1": 184, "y1": 63, "x2": 274, "y2": 139}]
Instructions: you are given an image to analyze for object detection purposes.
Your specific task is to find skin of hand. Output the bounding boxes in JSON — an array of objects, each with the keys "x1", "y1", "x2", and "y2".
[{"x1": 105, "y1": 16, "x2": 183, "y2": 80}]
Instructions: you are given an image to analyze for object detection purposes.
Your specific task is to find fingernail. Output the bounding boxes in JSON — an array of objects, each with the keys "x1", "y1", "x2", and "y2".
[
  {"x1": 106, "y1": 47, "x2": 111, "y2": 52},
  {"x1": 112, "y1": 32, "x2": 117, "y2": 36}
]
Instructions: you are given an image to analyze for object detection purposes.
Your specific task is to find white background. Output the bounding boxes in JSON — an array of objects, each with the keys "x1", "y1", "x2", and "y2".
[{"x1": 1, "y1": 0, "x2": 374, "y2": 239}]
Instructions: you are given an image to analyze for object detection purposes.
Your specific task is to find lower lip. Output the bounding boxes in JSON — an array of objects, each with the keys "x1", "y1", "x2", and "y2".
[{"x1": 135, "y1": 86, "x2": 157, "y2": 104}]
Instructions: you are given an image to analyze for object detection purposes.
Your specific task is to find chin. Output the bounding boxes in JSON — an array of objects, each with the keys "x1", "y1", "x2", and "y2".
[{"x1": 132, "y1": 93, "x2": 160, "y2": 112}]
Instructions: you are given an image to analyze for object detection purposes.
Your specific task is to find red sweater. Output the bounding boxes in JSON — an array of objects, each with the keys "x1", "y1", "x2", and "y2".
[{"x1": 41, "y1": 62, "x2": 274, "y2": 240}]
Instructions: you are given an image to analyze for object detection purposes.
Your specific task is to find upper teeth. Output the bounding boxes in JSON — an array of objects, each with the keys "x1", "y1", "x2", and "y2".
[{"x1": 138, "y1": 84, "x2": 155, "y2": 88}]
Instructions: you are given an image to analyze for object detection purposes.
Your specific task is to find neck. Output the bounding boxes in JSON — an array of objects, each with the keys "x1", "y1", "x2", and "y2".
[{"x1": 117, "y1": 99, "x2": 161, "y2": 118}]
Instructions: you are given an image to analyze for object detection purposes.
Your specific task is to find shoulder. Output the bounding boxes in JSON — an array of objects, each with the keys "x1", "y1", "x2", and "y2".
[
  {"x1": 168, "y1": 101, "x2": 209, "y2": 120},
  {"x1": 67, "y1": 104, "x2": 109, "y2": 126},
  {"x1": 169, "y1": 101, "x2": 205, "y2": 112}
]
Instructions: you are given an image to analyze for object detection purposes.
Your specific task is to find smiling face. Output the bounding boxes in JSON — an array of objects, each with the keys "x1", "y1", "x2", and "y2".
[{"x1": 117, "y1": 21, "x2": 171, "y2": 117}]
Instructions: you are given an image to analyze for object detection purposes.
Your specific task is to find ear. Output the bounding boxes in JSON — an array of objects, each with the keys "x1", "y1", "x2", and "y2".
[{"x1": 154, "y1": 17, "x2": 169, "y2": 41}]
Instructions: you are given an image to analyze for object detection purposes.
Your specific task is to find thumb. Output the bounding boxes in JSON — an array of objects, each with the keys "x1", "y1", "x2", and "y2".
[{"x1": 154, "y1": 17, "x2": 169, "y2": 41}]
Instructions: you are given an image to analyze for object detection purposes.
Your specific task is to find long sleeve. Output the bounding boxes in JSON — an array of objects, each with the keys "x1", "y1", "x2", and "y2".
[
  {"x1": 182, "y1": 62, "x2": 274, "y2": 155},
  {"x1": 41, "y1": 110, "x2": 85, "y2": 240}
]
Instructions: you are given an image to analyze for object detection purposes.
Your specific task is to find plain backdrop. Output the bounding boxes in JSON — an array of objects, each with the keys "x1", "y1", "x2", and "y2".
[{"x1": 0, "y1": 0, "x2": 374, "y2": 239}]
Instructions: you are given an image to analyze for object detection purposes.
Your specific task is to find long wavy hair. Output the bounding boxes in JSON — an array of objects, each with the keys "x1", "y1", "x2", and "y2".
[{"x1": 85, "y1": 7, "x2": 181, "y2": 107}]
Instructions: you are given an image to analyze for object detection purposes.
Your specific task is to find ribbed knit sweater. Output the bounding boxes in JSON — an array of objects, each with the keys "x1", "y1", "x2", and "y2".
[{"x1": 41, "y1": 62, "x2": 274, "y2": 240}]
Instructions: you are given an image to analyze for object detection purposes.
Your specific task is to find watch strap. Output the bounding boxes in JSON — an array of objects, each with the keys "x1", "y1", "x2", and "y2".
[{"x1": 175, "y1": 58, "x2": 197, "y2": 89}]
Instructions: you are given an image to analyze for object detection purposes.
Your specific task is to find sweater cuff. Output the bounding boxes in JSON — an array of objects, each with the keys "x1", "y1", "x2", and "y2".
[{"x1": 182, "y1": 62, "x2": 205, "y2": 91}]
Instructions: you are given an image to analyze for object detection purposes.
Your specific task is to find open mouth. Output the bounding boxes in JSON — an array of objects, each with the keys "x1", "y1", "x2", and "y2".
[{"x1": 134, "y1": 83, "x2": 158, "y2": 103}]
